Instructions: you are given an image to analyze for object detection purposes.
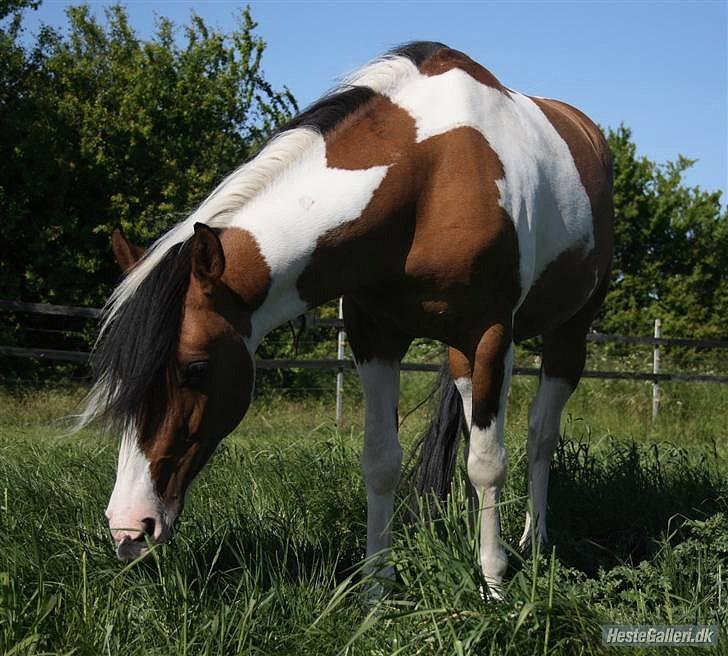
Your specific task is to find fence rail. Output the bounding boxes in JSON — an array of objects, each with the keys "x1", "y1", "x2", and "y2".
[
  {"x1": 2, "y1": 346, "x2": 727, "y2": 385},
  {"x1": 313, "y1": 316, "x2": 728, "y2": 350},
  {"x1": 3, "y1": 300, "x2": 728, "y2": 391},
  {"x1": 4, "y1": 300, "x2": 727, "y2": 350},
  {"x1": 0, "y1": 299, "x2": 102, "y2": 319}
]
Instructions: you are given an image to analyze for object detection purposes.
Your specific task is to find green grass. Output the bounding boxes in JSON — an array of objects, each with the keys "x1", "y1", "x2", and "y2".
[{"x1": 1, "y1": 376, "x2": 727, "y2": 655}]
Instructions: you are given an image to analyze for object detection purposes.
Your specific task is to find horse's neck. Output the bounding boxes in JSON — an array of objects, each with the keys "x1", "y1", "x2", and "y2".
[{"x1": 223, "y1": 126, "x2": 413, "y2": 349}]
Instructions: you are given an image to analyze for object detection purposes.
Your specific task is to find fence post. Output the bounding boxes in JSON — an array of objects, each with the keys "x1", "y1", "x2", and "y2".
[
  {"x1": 335, "y1": 297, "x2": 345, "y2": 425},
  {"x1": 652, "y1": 318, "x2": 661, "y2": 422}
]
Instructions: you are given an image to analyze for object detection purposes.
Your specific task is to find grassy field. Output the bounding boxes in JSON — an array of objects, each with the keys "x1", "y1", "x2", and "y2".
[{"x1": 1, "y1": 374, "x2": 727, "y2": 655}]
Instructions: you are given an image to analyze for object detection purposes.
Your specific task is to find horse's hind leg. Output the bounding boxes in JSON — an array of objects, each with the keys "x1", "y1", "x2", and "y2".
[
  {"x1": 450, "y1": 318, "x2": 513, "y2": 596},
  {"x1": 518, "y1": 303, "x2": 596, "y2": 551}
]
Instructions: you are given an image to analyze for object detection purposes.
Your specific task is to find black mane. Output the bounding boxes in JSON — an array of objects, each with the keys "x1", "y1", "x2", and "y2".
[
  {"x1": 389, "y1": 41, "x2": 447, "y2": 67},
  {"x1": 274, "y1": 41, "x2": 447, "y2": 137},
  {"x1": 92, "y1": 241, "x2": 192, "y2": 438}
]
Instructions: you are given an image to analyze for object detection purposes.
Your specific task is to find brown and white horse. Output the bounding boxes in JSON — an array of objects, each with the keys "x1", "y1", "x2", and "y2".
[{"x1": 85, "y1": 42, "x2": 613, "y2": 594}]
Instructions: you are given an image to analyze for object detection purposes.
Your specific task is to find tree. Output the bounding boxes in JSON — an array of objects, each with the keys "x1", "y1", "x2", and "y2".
[
  {"x1": 1, "y1": 5, "x2": 725, "y2": 372},
  {"x1": 0, "y1": 3, "x2": 296, "y2": 308},
  {"x1": 597, "y1": 125, "x2": 728, "y2": 340}
]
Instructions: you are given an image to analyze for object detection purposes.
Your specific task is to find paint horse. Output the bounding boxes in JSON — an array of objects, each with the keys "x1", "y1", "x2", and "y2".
[{"x1": 87, "y1": 42, "x2": 613, "y2": 594}]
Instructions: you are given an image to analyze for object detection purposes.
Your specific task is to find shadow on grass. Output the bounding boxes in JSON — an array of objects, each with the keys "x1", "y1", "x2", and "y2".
[
  {"x1": 131, "y1": 441, "x2": 371, "y2": 592},
  {"x1": 185, "y1": 517, "x2": 366, "y2": 584},
  {"x1": 545, "y1": 436, "x2": 727, "y2": 574},
  {"x1": 124, "y1": 436, "x2": 726, "y2": 591}
]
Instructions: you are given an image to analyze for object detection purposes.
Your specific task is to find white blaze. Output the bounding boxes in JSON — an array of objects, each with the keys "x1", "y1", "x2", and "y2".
[{"x1": 106, "y1": 429, "x2": 173, "y2": 546}]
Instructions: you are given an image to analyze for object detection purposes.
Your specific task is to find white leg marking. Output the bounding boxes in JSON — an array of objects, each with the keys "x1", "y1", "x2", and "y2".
[
  {"x1": 519, "y1": 375, "x2": 573, "y2": 550},
  {"x1": 456, "y1": 346, "x2": 513, "y2": 596},
  {"x1": 453, "y1": 376, "x2": 473, "y2": 422},
  {"x1": 357, "y1": 359, "x2": 402, "y2": 583}
]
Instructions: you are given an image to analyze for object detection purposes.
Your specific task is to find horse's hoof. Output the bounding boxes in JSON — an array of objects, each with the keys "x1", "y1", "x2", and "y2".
[{"x1": 479, "y1": 582, "x2": 504, "y2": 602}]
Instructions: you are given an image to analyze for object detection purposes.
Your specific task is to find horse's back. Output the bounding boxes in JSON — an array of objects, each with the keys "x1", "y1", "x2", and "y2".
[
  {"x1": 392, "y1": 48, "x2": 614, "y2": 339},
  {"x1": 343, "y1": 46, "x2": 614, "y2": 345}
]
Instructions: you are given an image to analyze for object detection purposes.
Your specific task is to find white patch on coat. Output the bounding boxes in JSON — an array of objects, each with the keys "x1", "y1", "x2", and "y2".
[
  {"x1": 235, "y1": 135, "x2": 388, "y2": 347},
  {"x1": 382, "y1": 67, "x2": 594, "y2": 305}
]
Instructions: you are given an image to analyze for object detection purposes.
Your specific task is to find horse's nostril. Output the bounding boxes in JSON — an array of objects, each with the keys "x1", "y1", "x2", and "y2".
[{"x1": 137, "y1": 517, "x2": 156, "y2": 541}]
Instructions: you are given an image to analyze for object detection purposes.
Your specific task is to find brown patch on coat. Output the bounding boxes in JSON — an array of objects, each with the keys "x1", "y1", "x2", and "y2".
[
  {"x1": 471, "y1": 320, "x2": 511, "y2": 429},
  {"x1": 419, "y1": 47, "x2": 507, "y2": 92},
  {"x1": 218, "y1": 228, "x2": 271, "y2": 312},
  {"x1": 514, "y1": 242, "x2": 599, "y2": 342},
  {"x1": 448, "y1": 347, "x2": 472, "y2": 381},
  {"x1": 324, "y1": 95, "x2": 417, "y2": 170},
  {"x1": 299, "y1": 92, "x2": 520, "y2": 360},
  {"x1": 449, "y1": 321, "x2": 512, "y2": 432}
]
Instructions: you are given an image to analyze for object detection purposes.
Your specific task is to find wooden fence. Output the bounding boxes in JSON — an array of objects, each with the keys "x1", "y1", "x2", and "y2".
[{"x1": 2, "y1": 299, "x2": 727, "y2": 420}]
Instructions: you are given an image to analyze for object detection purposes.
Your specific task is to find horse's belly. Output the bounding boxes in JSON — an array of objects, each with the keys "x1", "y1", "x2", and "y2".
[{"x1": 513, "y1": 244, "x2": 599, "y2": 341}]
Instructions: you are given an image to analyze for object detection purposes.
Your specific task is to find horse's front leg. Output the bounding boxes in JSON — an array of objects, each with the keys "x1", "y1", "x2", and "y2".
[
  {"x1": 357, "y1": 359, "x2": 402, "y2": 582},
  {"x1": 342, "y1": 296, "x2": 411, "y2": 590}
]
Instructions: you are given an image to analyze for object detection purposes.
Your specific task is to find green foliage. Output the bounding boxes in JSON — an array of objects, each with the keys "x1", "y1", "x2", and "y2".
[
  {"x1": 0, "y1": 0, "x2": 39, "y2": 23},
  {"x1": 0, "y1": 3, "x2": 725, "y2": 377},
  {"x1": 599, "y1": 125, "x2": 728, "y2": 339},
  {"x1": 0, "y1": 3, "x2": 296, "y2": 307}
]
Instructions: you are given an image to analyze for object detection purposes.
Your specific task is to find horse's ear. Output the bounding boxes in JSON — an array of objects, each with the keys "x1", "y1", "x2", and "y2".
[
  {"x1": 191, "y1": 223, "x2": 225, "y2": 292},
  {"x1": 111, "y1": 227, "x2": 145, "y2": 273}
]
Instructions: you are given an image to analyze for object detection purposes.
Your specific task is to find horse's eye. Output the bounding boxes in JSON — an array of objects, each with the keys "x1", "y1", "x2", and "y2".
[{"x1": 183, "y1": 360, "x2": 209, "y2": 390}]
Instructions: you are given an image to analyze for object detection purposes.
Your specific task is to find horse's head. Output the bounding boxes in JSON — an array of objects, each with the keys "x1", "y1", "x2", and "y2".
[{"x1": 99, "y1": 224, "x2": 255, "y2": 560}]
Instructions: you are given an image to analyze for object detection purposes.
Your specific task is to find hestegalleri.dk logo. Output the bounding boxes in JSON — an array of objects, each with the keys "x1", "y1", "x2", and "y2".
[{"x1": 602, "y1": 624, "x2": 718, "y2": 647}]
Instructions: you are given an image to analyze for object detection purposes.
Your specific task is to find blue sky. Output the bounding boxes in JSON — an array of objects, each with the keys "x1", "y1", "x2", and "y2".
[{"x1": 21, "y1": 1, "x2": 727, "y2": 203}]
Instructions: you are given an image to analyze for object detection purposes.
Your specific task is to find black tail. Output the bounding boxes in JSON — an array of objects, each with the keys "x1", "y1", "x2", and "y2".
[{"x1": 407, "y1": 362, "x2": 468, "y2": 501}]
